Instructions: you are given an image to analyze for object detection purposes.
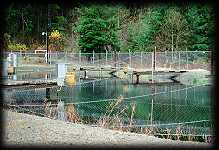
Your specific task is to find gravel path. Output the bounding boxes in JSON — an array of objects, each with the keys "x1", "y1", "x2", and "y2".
[{"x1": 3, "y1": 110, "x2": 212, "y2": 148}]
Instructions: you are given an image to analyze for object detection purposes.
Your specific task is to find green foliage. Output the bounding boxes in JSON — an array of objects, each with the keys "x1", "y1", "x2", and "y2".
[
  {"x1": 185, "y1": 4, "x2": 215, "y2": 51},
  {"x1": 127, "y1": 5, "x2": 165, "y2": 52},
  {"x1": 5, "y1": 3, "x2": 215, "y2": 52},
  {"x1": 155, "y1": 7, "x2": 191, "y2": 51},
  {"x1": 76, "y1": 4, "x2": 119, "y2": 53},
  {"x1": 7, "y1": 43, "x2": 28, "y2": 51},
  {"x1": 5, "y1": 3, "x2": 47, "y2": 49}
]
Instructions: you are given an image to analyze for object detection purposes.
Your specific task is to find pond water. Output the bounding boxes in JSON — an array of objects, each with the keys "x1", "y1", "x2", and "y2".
[{"x1": 8, "y1": 77, "x2": 212, "y2": 130}]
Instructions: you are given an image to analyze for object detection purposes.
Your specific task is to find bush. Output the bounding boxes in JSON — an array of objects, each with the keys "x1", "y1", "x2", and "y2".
[
  {"x1": 30, "y1": 41, "x2": 46, "y2": 50},
  {"x1": 7, "y1": 43, "x2": 28, "y2": 51},
  {"x1": 49, "y1": 30, "x2": 64, "y2": 51}
]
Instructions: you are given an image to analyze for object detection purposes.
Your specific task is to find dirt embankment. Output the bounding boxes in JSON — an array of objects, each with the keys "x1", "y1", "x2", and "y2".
[{"x1": 3, "y1": 110, "x2": 212, "y2": 148}]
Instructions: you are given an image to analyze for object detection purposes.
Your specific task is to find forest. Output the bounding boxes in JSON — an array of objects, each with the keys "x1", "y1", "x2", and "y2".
[{"x1": 3, "y1": 2, "x2": 215, "y2": 53}]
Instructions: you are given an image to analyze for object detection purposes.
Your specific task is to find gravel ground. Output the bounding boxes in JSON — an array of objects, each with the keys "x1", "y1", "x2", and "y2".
[{"x1": 3, "y1": 110, "x2": 212, "y2": 148}]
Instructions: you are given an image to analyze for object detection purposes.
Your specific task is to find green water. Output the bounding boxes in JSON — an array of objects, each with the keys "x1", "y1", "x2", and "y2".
[
  {"x1": 60, "y1": 79, "x2": 212, "y2": 123},
  {"x1": 10, "y1": 77, "x2": 212, "y2": 128}
]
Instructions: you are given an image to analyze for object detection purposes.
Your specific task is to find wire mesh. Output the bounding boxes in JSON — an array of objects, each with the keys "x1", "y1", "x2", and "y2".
[{"x1": 3, "y1": 79, "x2": 213, "y2": 143}]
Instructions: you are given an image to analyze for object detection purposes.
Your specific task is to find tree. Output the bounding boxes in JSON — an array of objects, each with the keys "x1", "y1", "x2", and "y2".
[
  {"x1": 155, "y1": 7, "x2": 191, "y2": 51},
  {"x1": 185, "y1": 4, "x2": 215, "y2": 51},
  {"x1": 76, "y1": 4, "x2": 119, "y2": 53},
  {"x1": 5, "y1": 3, "x2": 47, "y2": 50},
  {"x1": 126, "y1": 5, "x2": 165, "y2": 52}
]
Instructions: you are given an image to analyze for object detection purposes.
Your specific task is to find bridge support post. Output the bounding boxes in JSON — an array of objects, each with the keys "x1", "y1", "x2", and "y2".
[
  {"x1": 136, "y1": 74, "x2": 140, "y2": 84},
  {"x1": 46, "y1": 88, "x2": 50, "y2": 100},
  {"x1": 84, "y1": 70, "x2": 87, "y2": 79}
]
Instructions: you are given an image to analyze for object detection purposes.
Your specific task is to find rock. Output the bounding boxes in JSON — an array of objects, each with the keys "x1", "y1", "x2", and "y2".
[{"x1": 176, "y1": 69, "x2": 211, "y2": 85}]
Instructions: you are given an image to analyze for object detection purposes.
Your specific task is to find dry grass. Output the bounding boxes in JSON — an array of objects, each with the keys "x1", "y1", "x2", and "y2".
[
  {"x1": 98, "y1": 95, "x2": 128, "y2": 130},
  {"x1": 43, "y1": 99, "x2": 57, "y2": 118},
  {"x1": 65, "y1": 104, "x2": 80, "y2": 123}
]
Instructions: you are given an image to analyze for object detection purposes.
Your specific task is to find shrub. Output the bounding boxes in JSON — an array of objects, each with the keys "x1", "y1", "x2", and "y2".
[
  {"x1": 49, "y1": 30, "x2": 64, "y2": 51},
  {"x1": 7, "y1": 43, "x2": 28, "y2": 51}
]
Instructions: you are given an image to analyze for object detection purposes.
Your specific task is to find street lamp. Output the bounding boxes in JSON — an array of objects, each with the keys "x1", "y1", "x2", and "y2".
[{"x1": 42, "y1": 32, "x2": 48, "y2": 64}]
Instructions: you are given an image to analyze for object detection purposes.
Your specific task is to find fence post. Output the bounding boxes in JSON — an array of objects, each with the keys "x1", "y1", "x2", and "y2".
[
  {"x1": 92, "y1": 50, "x2": 95, "y2": 64},
  {"x1": 165, "y1": 50, "x2": 167, "y2": 69},
  {"x1": 141, "y1": 51, "x2": 143, "y2": 67},
  {"x1": 178, "y1": 51, "x2": 181, "y2": 70},
  {"x1": 186, "y1": 47, "x2": 188, "y2": 70},
  {"x1": 92, "y1": 80, "x2": 95, "y2": 93},
  {"x1": 118, "y1": 51, "x2": 120, "y2": 68},
  {"x1": 153, "y1": 46, "x2": 156, "y2": 71},
  {"x1": 105, "y1": 50, "x2": 108, "y2": 65},
  {"x1": 129, "y1": 50, "x2": 131, "y2": 68},
  {"x1": 45, "y1": 51, "x2": 48, "y2": 64},
  {"x1": 79, "y1": 50, "x2": 81, "y2": 65},
  {"x1": 151, "y1": 98, "x2": 154, "y2": 126},
  {"x1": 64, "y1": 51, "x2": 67, "y2": 63},
  {"x1": 151, "y1": 52, "x2": 154, "y2": 83}
]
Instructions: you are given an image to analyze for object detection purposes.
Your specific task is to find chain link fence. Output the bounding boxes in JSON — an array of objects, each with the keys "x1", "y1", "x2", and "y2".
[
  {"x1": 3, "y1": 78, "x2": 214, "y2": 143},
  {"x1": 3, "y1": 51, "x2": 211, "y2": 70},
  {"x1": 2, "y1": 50, "x2": 213, "y2": 143}
]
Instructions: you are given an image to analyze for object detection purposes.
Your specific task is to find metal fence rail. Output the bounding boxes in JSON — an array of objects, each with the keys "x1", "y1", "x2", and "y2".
[{"x1": 3, "y1": 51, "x2": 211, "y2": 71}]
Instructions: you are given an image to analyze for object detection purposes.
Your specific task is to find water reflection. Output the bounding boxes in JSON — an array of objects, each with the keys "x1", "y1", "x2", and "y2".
[{"x1": 9, "y1": 78, "x2": 211, "y2": 125}]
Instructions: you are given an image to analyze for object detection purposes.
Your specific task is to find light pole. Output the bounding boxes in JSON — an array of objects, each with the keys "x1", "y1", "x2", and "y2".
[{"x1": 42, "y1": 32, "x2": 48, "y2": 64}]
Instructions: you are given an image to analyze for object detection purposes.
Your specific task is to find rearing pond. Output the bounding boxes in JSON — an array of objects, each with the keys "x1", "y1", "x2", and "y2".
[{"x1": 8, "y1": 77, "x2": 212, "y2": 135}]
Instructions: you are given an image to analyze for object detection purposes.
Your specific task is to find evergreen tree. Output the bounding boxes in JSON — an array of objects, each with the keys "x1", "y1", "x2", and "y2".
[
  {"x1": 126, "y1": 5, "x2": 165, "y2": 52},
  {"x1": 186, "y1": 4, "x2": 215, "y2": 51},
  {"x1": 76, "y1": 4, "x2": 119, "y2": 53}
]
